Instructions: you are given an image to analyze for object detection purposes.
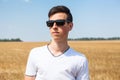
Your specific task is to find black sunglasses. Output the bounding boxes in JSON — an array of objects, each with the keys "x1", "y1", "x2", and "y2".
[{"x1": 46, "y1": 19, "x2": 70, "y2": 27}]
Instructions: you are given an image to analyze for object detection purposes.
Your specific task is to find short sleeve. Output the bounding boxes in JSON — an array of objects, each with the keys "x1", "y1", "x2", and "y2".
[
  {"x1": 25, "y1": 49, "x2": 38, "y2": 76},
  {"x1": 76, "y1": 57, "x2": 89, "y2": 80}
]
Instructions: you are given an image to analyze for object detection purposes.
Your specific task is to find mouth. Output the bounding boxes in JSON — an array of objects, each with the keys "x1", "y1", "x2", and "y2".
[
  {"x1": 52, "y1": 32, "x2": 59, "y2": 35},
  {"x1": 52, "y1": 31, "x2": 59, "y2": 33}
]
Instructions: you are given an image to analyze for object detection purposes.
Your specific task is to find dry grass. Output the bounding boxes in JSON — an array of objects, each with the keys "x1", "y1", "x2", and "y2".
[{"x1": 0, "y1": 41, "x2": 120, "y2": 80}]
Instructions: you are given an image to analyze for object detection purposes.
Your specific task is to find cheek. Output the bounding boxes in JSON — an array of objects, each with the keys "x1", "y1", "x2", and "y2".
[{"x1": 61, "y1": 27, "x2": 69, "y2": 34}]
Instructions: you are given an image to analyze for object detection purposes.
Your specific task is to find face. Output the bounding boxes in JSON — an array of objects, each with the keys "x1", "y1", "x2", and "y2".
[{"x1": 48, "y1": 12, "x2": 73, "y2": 41}]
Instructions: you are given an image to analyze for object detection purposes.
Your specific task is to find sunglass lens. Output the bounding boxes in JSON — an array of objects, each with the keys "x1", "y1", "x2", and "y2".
[
  {"x1": 56, "y1": 20, "x2": 65, "y2": 26},
  {"x1": 46, "y1": 20, "x2": 66, "y2": 27},
  {"x1": 46, "y1": 21, "x2": 54, "y2": 27}
]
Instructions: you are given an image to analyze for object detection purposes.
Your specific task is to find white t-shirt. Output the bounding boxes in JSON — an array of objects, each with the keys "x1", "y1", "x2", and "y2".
[{"x1": 25, "y1": 45, "x2": 89, "y2": 80}]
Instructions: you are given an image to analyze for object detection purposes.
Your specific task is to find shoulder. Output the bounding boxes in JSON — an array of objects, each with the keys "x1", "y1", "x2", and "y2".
[
  {"x1": 68, "y1": 48, "x2": 88, "y2": 63},
  {"x1": 30, "y1": 45, "x2": 47, "y2": 52},
  {"x1": 68, "y1": 48, "x2": 86, "y2": 58},
  {"x1": 29, "y1": 45, "x2": 47, "y2": 56}
]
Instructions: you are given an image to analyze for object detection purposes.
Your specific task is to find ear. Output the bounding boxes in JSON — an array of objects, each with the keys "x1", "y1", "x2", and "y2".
[{"x1": 68, "y1": 22, "x2": 73, "y2": 31}]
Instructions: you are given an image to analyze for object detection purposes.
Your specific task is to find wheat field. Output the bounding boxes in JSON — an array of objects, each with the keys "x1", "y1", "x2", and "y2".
[{"x1": 0, "y1": 41, "x2": 120, "y2": 80}]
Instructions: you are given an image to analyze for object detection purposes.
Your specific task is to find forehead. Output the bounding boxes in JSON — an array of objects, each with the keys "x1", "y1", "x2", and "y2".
[{"x1": 49, "y1": 12, "x2": 67, "y2": 20}]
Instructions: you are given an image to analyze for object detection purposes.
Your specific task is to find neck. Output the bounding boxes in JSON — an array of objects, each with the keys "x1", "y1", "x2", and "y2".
[{"x1": 48, "y1": 40, "x2": 69, "y2": 56}]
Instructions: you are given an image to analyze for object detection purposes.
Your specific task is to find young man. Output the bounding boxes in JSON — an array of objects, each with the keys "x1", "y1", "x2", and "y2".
[{"x1": 25, "y1": 5, "x2": 89, "y2": 80}]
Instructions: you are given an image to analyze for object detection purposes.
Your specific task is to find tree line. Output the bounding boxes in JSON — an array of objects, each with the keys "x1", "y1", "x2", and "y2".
[
  {"x1": 68, "y1": 37, "x2": 120, "y2": 41},
  {"x1": 0, "y1": 38, "x2": 22, "y2": 42},
  {"x1": 0, "y1": 37, "x2": 120, "y2": 42}
]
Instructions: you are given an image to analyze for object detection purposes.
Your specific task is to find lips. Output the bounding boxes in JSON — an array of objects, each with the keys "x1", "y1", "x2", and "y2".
[
  {"x1": 52, "y1": 32, "x2": 59, "y2": 33},
  {"x1": 52, "y1": 32, "x2": 59, "y2": 35}
]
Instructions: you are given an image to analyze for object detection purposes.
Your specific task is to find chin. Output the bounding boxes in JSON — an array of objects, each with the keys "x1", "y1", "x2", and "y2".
[{"x1": 52, "y1": 37, "x2": 61, "y2": 41}]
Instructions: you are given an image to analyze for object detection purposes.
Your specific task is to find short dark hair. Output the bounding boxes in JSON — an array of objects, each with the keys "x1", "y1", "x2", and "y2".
[{"x1": 48, "y1": 5, "x2": 73, "y2": 22}]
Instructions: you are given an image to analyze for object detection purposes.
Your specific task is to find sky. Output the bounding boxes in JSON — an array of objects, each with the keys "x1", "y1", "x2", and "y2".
[{"x1": 0, "y1": 0, "x2": 120, "y2": 42}]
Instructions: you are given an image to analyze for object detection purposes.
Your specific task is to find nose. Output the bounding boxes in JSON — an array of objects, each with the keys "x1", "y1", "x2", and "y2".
[{"x1": 52, "y1": 22, "x2": 58, "y2": 28}]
